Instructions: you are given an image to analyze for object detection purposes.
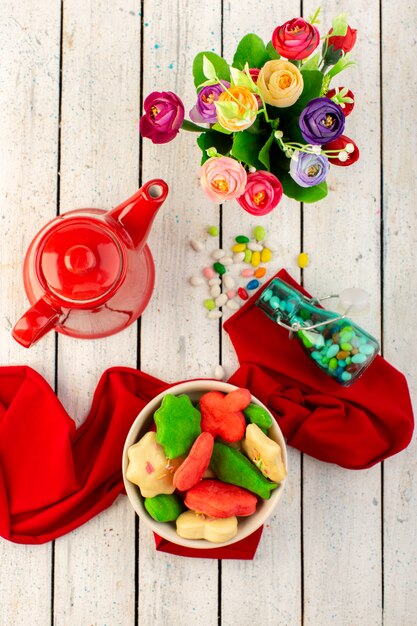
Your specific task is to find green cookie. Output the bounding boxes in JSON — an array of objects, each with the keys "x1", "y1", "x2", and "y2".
[
  {"x1": 154, "y1": 394, "x2": 201, "y2": 458},
  {"x1": 210, "y1": 441, "x2": 277, "y2": 499},
  {"x1": 243, "y1": 403, "x2": 272, "y2": 431},
  {"x1": 144, "y1": 494, "x2": 184, "y2": 522}
]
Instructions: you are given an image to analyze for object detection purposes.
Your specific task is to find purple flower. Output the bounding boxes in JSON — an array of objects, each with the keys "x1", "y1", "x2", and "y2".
[
  {"x1": 299, "y1": 97, "x2": 345, "y2": 145},
  {"x1": 140, "y1": 91, "x2": 184, "y2": 144},
  {"x1": 289, "y1": 152, "x2": 329, "y2": 187},
  {"x1": 189, "y1": 81, "x2": 230, "y2": 124}
]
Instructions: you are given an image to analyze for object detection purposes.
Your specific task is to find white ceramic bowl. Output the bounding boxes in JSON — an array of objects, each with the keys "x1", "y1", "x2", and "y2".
[{"x1": 122, "y1": 380, "x2": 287, "y2": 549}]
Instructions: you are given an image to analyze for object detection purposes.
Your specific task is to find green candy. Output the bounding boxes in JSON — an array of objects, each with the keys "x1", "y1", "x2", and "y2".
[
  {"x1": 208, "y1": 225, "x2": 219, "y2": 236},
  {"x1": 235, "y1": 235, "x2": 249, "y2": 243},
  {"x1": 144, "y1": 494, "x2": 184, "y2": 522},
  {"x1": 210, "y1": 441, "x2": 277, "y2": 499},
  {"x1": 253, "y1": 225, "x2": 266, "y2": 241},
  {"x1": 244, "y1": 249, "x2": 252, "y2": 263},
  {"x1": 213, "y1": 262, "x2": 226, "y2": 275},
  {"x1": 243, "y1": 402, "x2": 272, "y2": 430},
  {"x1": 154, "y1": 394, "x2": 201, "y2": 458}
]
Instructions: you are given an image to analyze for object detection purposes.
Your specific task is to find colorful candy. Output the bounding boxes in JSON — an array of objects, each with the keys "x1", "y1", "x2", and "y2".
[
  {"x1": 154, "y1": 394, "x2": 201, "y2": 458},
  {"x1": 200, "y1": 388, "x2": 251, "y2": 442},
  {"x1": 253, "y1": 225, "x2": 266, "y2": 241},
  {"x1": 144, "y1": 493, "x2": 185, "y2": 522},
  {"x1": 210, "y1": 441, "x2": 278, "y2": 499},
  {"x1": 213, "y1": 262, "x2": 226, "y2": 275},
  {"x1": 208, "y1": 225, "x2": 219, "y2": 236},
  {"x1": 243, "y1": 402, "x2": 273, "y2": 431},
  {"x1": 184, "y1": 479, "x2": 257, "y2": 518},
  {"x1": 176, "y1": 510, "x2": 238, "y2": 543},
  {"x1": 238, "y1": 287, "x2": 249, "y2": 300},
  {"x1": 297, "y1": 251, "x2": 309, "y2": 268},
  {"x1": 247, "y1": 279, "x2": 260, "y2": 290},
  {"x1": 235, "y1": 235, "x2": 249, "y2": 243}
]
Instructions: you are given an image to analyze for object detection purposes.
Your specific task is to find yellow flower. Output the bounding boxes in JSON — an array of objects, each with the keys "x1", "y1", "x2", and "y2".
[
  {"x1": 215, "y1": 86, "x2": 258, "y2": 132},
  {"x1": 257, "y1": 60, "x2": 303, "y2": 108}
]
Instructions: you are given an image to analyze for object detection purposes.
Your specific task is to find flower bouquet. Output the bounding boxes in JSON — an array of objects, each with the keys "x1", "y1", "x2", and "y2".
[{"x1": 140, "y1": 9, "x2": 359, "y2": 216}]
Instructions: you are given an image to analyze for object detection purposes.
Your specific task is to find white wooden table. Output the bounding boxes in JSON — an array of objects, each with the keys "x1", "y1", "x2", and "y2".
[{"x1": 1, "y1": 1, "x2": 416, "y2": 624}]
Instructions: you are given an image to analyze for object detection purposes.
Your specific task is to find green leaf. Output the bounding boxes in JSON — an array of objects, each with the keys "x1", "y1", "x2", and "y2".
[
  {"x1": 326, "y1": 53, "x2": 356, "y2": 78},
  {"x1": 196, "y1": 131, "x2": 233, "y2": 164},
  {"x1": 288, "y1": 70, "x2": 323, "y2": 115},
  {"x1": 193, "y1": 51, "x2": 231, "y2": 88},
  {"x1": 211, "y1": 122, "x2": 232, "y2": 135},
  {"x1": 203, "y1": 55, "x2": 217, "y2": 80},
  {"x1": 231, "y1": 129, "x2": 266, "y2": 169},
  {"x1": 266, "y1": 40, "x2": 280, "y2": 60},
  {"x1": 331, "y1": 13, "x2": 348, "y2": 37},
  {"x1": 281, "y1": 174, "x2": 328, "y2": 203},
  {"x1": 232, "y1": 34, "x2": 270, "y2": 70},
  {"x1": 308, "y1": 7, "x2": 321, "y2": 26},
  {"x1": 214, "y1": 100, "x2": 239, "y2": 118},
  {"x1": 258, "y1": 132, "x2": 275, "y2": 171},
  {"x1": 229, "y1": 66, "x2": 255, "y2": 90},
  {"x1": 301, "y1": 52, "x2": 320, "y2": 72}
]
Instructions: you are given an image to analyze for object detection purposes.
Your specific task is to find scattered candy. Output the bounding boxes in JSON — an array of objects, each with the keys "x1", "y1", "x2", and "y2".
[
  {"x1": 219, "y1": 256, "x2": 233, "y2": 266},
  {"x1": 251, "y1": 251, "x2": 261, "y2": 267},
  {"x1": 213, "y1": 364, "x2": 225, "y2": 380},
  {"x1": 297, "y1": 252, "x2": 309, "y2": 268},
  {"x1": 261, "y1": 248, "x2": 272, "y2": 263},
  {"x1": 247, "y1": 279, "x2": 260, "y2": 290},
  {"x1": 233, "y1": 252, "x2": 245, "y2": 263},
  {"x1": 208, "y1": 225, "x2": 219, "y2": 236},
  {"x1": 232, "y1": 243, "x2": 246, "y2": 253},
  {"x1": 213, "y1": 262, "x2": 226, "y2": 275},
  {"x1": 207, "y1": 310, "x2": 222, "y2": 319},
  {"x1": 208, "y1": 277, "x2": 221, "y2": 286},
  {"x1": 176, "y1": 510, "x2": 238, "y2": 543},
  {"x1": 226, "y1": 289, "x2": 236, "y2": 299},
  {"x1": 226, "y1": 299, "x2": 239, "y2": 310},
  {"x1": 190, "y1": 275, "x2": 205, "y2": 286},
  {"x1": 247, "y1": 242, "x2": 263, "y2": 252},
  {"x1": 253, "y1": 225, "x2": 266, "y2": 241},
  {"x1": 238, "y1": 287, "x2": 249, "y2": 300},
  {"x1": 210, "y1": 284, "x2": 221, "y2": 298},
  {"x1": 203, "y1": 266, "x2": 215, "y2": 280},
  {"x1": 255, "y1": 267, "x2": 266, "y2": 278},
  {"x1": 190, "y1": 239, "x2": 205, "y2": 252},
  {"x1": 241, "y1": 268, "x2": 254, "y2": 277},
  {"x1": 215, "y1": 294, "x2": 228, "y2": 307},
  {"x1": 223, "y1": 274, "x2": 235, "y2": 290},
  {"x1": 339, "y1": 287, "x2": 370, "y2": 313},
  {"x1": 203, "y1": 298, "x2": 216, "y2": 310},
  {"x1": 211, "y1": 249, "x2": 225, "y2": 260},
  {"x1": 235, "y1": 235, "x2": 249, "y2": 243},
  {"x1": 244, "y1": 249, "x2": 252, "y2": 263}
]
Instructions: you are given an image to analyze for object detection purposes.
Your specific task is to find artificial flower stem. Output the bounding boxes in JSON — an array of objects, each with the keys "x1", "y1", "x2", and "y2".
[{"x1": 181, "y1": 120, "x2": 208, "y2": 133}]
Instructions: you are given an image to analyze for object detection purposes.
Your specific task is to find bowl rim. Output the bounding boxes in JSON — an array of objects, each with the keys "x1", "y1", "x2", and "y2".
[{"x1": 122, "y1": 379, "x2": 288, "y2": 549}]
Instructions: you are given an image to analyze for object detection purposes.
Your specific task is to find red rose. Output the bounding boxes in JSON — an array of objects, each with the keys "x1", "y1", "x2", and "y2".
[
  {"x1": 324, "y1": 135, "x2": 359, "y2": 167},
  {"x1": 237, "y1": 171, "x2": 283, "y2": 215},
  {"x1": 327, "y1": 25, "x2": 357, "y2": 53},
  {"x1": 272, "y1": 18, "x2": 320, "y2": 61},
  {"x1": 325, "y1": 87, "x2": 355, "y2": 116}
]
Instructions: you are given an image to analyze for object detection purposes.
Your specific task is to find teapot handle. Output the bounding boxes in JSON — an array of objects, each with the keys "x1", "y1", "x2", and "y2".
[{"x1": 12, "y1": 298, "x2": 61, "y2": 348}]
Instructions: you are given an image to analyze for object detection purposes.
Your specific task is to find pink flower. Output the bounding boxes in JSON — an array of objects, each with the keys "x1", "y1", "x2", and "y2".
[
  {"x1": 237, "y1": 171, "x2": 283, "y2": 215},
  {"x1": 200, "y1": 157, "x2": 247, "y2": 202},
  {"x1": 272, "y1": 18, "x2": 320, "y2": 61},
  {"x1": 140, "y1": 91, "x2": 184, "y2": 144}
]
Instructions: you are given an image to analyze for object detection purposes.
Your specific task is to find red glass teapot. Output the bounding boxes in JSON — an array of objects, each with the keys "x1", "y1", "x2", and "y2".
[{"x1": 12, "y1": 179, "x2": 168, "y2": 348}]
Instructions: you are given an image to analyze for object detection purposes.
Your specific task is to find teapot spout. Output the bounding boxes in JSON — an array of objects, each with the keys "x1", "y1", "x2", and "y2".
[
  {"x1": 108, "y1": 179, "x2": 168, "y2": 248},
  {"x1": 12, "y1": 298, "x2": 61, "y2": 348}
]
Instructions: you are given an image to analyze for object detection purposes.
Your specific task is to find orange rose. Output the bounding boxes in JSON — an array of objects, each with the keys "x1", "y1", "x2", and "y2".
[
  {"x1": 257, "y1": 60, "x2": 303, "y2": 108},
  {"x1": 215, "y1": 86, "x2": 258, "y2": 132}
]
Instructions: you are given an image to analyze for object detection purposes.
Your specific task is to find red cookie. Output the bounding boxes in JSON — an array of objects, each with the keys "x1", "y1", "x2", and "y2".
[
  {"x1": 173, "y1": 432, "x2": 214, "y2": 491},
  {"x1": 200, "y1": 388, "x2": 251, "y2": 442},
  {"x1": 185, "y1": 479, "x2": 257, "y2": 518}
]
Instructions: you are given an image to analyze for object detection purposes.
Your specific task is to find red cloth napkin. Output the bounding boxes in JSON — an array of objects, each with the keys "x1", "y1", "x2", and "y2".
[
  {"x1": 224, "y1": 269, "x2": 414, "y2": 469},
  {"x1": 0, "y1": 269, "x2": 413, "y2": 557}
]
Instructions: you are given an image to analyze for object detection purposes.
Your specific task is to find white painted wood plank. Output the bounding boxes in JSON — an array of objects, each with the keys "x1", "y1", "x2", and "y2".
[
  {"x1": 302, "y1": 2, "x2": 382, "y2": 624},
  {"x1": 221, "y1": 2, "x2": 302, "y2": 624},
  {"x1": 382, "y1": 0, "x2": 417, "y2": 623},
  {"x1": 53, "y1": 2, "x2": 140, "y2": 624},
  {"x1": 0, "y1": 1, "x2": 61, "y2": 624},
  {"x1": 139, "y1": 1, "x2": 221, "y2": 623}
]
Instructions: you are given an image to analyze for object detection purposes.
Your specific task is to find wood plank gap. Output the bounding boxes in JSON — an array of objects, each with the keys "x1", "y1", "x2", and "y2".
[
  {"x1": 379, "y1": 1, "x2": 385, "y2": 621},
  {"x1": 300, "y1": 201, "x2": 305, "y2": 626},
  {"x1": 134, "y1": 514, "x2": 140, "y2": 626},
  {"x1": 51, "y1": 4, "x2": 65, "y2": 624}
]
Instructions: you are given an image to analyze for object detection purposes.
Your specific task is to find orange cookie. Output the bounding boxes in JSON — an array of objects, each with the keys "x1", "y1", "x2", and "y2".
[
  {"x1": 184, "y1": 479, "x2": 257, "y2": 518},
  {"x1": 173, "y1": 432, "x2": 214, "y2": 491}
]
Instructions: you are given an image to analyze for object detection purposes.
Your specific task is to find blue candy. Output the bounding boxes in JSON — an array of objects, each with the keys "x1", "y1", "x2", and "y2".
[{"x1": 247, "y1": 279, "x2": 260, "y2": 290}]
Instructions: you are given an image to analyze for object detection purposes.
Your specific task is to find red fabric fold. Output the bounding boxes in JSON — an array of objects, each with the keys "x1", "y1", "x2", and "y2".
[{"x1": 224, "y1": 269, "x2": 414, "y2": 469}]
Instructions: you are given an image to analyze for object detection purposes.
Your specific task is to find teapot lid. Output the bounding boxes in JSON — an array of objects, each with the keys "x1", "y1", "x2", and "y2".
[{"x1": 37, "y1": 220, "x2": 125, "y2": 304}]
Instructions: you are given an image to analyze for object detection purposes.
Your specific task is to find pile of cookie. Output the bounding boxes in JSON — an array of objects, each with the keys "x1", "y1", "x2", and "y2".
[{"x1": 126, "y1": 388, "x2": 286, "y2": 543}]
